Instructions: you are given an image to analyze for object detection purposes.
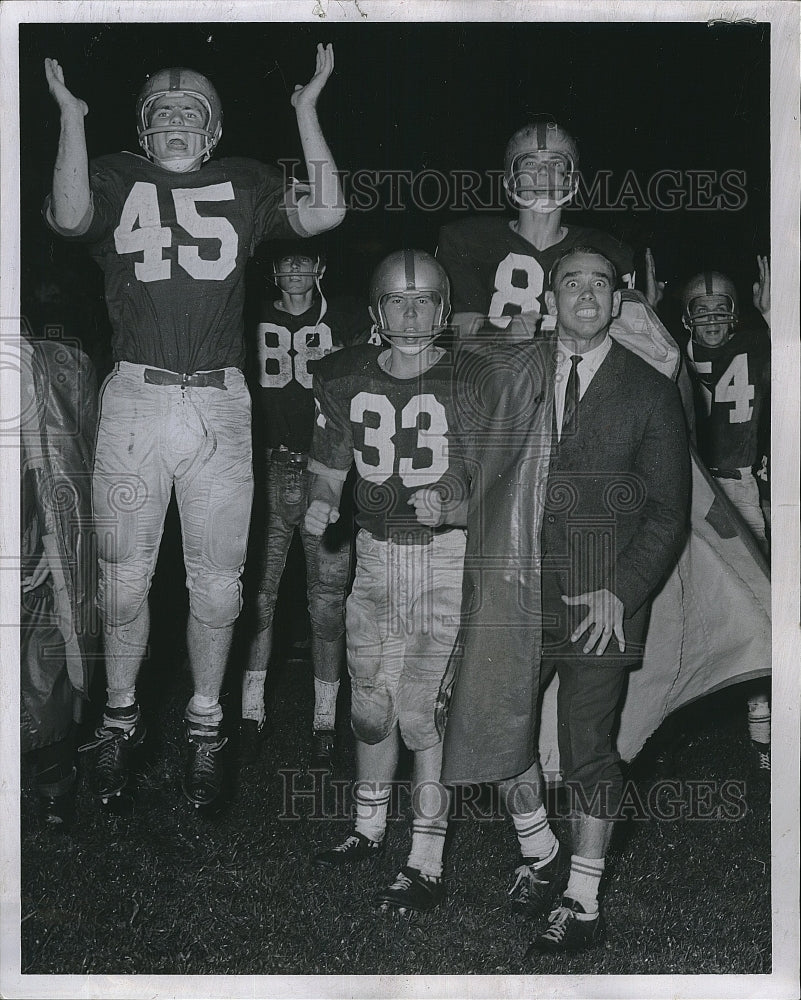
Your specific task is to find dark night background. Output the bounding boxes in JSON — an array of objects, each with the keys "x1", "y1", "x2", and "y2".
[{"x1": 18, "y1": 20, "x2": 769, "y2": 373}]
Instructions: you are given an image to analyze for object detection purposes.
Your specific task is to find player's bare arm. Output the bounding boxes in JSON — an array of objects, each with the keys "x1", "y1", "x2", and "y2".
[
  {"x1": 45, "y1": 58, "x2": 91, "y2": 231},
  {"x1": 304, "y1": 468, "x2": 344, "y2": 536},
  {"x1": 752, "y1": 254, "x2": 770, "y2": 328},
  {"x1": 562, "y1": 589, "x2": 626, "y2": 657},
  {"x1": 290, "y1": 43, "x2": 346, "y2": 236}
]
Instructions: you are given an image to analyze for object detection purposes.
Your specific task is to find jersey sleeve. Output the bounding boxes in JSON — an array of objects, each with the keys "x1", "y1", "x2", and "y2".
[
  {"x1": 437, "y1": 223, "x2": 486, "y2": 313},
  {"x1": 252, "y1": 163, "x2": 310, "y2": 248},
  {"x1": 43, "y1": 155, "x2": 126, "y2": 245},
  {"x1": 309, "y1": 368, "x2": 354, "y2": 476}
]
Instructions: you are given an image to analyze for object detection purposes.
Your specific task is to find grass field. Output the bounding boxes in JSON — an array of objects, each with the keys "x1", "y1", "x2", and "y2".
[{"x1": 19, "y1": 530, "x2": 772, "y2": 978}]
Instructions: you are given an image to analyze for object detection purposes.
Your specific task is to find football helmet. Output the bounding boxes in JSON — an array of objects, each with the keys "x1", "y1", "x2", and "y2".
[
  {"x1": 136, "y1": 67, "x2": 223, "y2": 169},
  {"x1": 504, "y1": 120, "x2": 579, "y2": 212},
  {"x1": 681, "y1": 271, "x2": 738, "y2": 346},
  {"x1": 272, "y1": 245, "x2": 328, "y2": 325},
  {"x1": 369, "y1": 250, "x2": 451, "y2": 353}
]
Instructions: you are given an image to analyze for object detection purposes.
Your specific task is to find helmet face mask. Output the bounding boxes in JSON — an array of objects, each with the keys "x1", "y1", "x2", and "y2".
[
  {"x1": 369, "y1": 251, "x2": 451, "y2": 355},
  {"x1": 272, "y1": 251, "x2": 327, "y2": 325},
  {"x1": 504, "y1": 121, "x2": 579, "y2": 212},
  {"x1": 681, "y1": 272, "x2": 738, "y2": 349},
  {"x1": 137, "y1": 68, "x2": 223, "y2": 171}
]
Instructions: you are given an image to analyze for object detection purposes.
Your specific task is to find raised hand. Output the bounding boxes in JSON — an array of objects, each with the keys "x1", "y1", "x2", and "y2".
[
  {"x1": 44, "y1": 58, "x2": 88, "y2": 117},
  {"x1": 752, "y1": 254, "x2": 770, "y2": 319},
  {"x1": 290, "y1": 43, "x2": 334, "y2": 112},
  {"x1": 644, "y1": 247, "x2": 665, "y2": 310}
]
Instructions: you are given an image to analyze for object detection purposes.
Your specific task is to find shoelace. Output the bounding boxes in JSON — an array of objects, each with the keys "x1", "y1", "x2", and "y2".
[
  {"x1": 540, "y1": 904, "x2": 575, "y2": 944},
  {"x1": 387, "y1": 871, "x2": 414, "y2": 892},
  {"x1": 334, "y1": 835, "x2": 364, "y2": 853},
  {"x1": 78, "y1": 724, "x2": 135, "y2": 755},
  {"x1": 755, "y1": 748, "x2": 771, "y2": 770},
  {"x1": 189, "y1": 736, "x2": 228, "y2": 778},
  {"x1": 508, "y1": 864, "x2": 549, "y2": 897}
]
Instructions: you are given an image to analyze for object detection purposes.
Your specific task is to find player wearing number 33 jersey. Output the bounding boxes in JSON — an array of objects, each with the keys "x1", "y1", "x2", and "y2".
[
  {"x1": 307, "y1": 251, "x2": 468, "y2": 913},
  {"x1": 310, "y1": 344, "x2": 465, "y2": 541},
  {"x1": 43, "y1": 51, "x2": 345, "y2": 811}
]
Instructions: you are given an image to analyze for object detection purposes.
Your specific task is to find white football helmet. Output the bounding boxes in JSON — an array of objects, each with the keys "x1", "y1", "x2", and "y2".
[
  {"x1": 504, "y1": 119, "x2": 579, "y2": 213},
  {"x1": 369, "y1": 250, "x2": 451, "y2": 354},
  {"x1": 681, "y1": 271, "x2": 738, "y2": 347},
  {"x1": 136, "y1": 67, "x2": 223, "y2": 170}
]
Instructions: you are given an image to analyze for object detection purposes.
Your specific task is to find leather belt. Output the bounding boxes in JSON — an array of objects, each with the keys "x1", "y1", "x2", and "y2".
[
  {"x1": 143, "y1": 368, "x2": 228, "y2": 389},
  {"x1": 710, "y1": 468, "x2": 742, "y2": 481},
  {"x1": 268, "y1": 448, "x2": 308, "y2": 464}
]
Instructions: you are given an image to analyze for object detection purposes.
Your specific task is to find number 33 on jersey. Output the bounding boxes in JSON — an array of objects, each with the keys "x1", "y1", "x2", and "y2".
[{"x1": 309, "y1": 345, "x2": 466, "y2": 540}]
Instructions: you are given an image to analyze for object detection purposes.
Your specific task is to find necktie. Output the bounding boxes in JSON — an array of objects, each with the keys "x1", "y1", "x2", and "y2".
[{"x1": 561, "y1": 354, "x2": 581, "y2": 439}]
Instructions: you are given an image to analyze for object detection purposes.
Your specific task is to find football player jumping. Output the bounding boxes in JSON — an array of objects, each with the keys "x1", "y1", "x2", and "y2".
[
  {"x1": 680, "y1": 256, "x2": 771, "y2": 772},
  {"x1": 241, "y1": 245, "x2": 366, "y2": 768},
  {"x1": 44, "y1": 46, "x2": 346, "y2": 810},
  {"x1": 437, "y1": 117, "x2": 646, "y2": 341},
  {"x1": 305, "y1": 251, "x2": 467, "y2": 913}
]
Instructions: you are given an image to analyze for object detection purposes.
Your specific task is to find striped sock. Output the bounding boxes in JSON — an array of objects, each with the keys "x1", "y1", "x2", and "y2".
[
  {"x1": 102, "y1": 703, "x2": 139, "y2": 733},
  {"x1": 185, "y1": 695, "x2": 223, "y2": 736},
  {"x1": 512, "y1": 806, "x2": 558, "y2": 863},
  {"x1": 565, "y1": 854, "x2": 605, "y2": 914},
  {"x1": 407, "y1": 818, "x2": 448, "y2": 879},
  {"x1": 354, "y1": 781, "x2": 390, "y2": 844}
]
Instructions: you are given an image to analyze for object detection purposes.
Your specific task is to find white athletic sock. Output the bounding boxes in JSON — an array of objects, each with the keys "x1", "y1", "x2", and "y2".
[
  {"x1": 241, "y1": 669, "x2": 267, "y2": 724},
  {"x1": 407, "y1": 818, "x2": 447, "y2": 879},
  {"x1": 354, "y1": 782, "x2": 390, "y2": 844},
  {"x1": 185, "y1": 695, "x2": 223, "y2": 735},
  {"x1": 565, "y1": 854, "x2": 605, "y2": 914},
  {"x1": 747, "y1": 694, "x2": 771, "y2": 745},
  {"x1": 313, "y1": 678, "x2": 340, "y2": 731},
  {"x1": 512, "y1": 806, "x2": 558, "y2": 863},
  {"x1": 106, "y1": 687, "x2": 136, "y2": 711}
]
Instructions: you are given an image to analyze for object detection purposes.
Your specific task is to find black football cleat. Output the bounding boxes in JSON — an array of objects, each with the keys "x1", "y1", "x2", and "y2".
[
  {"x1": 375, "y1": 867, "x2": 445, "y2": 913},
  {"x1": 182, "y1": 726, "x2": 228, "y2": 809},
  {"x1": 80, "y1": 712, "x2": 147, "y2": 804},
  {"x1": 527, "y1": 896, "x2": 606, "y2": 955},
  {"x1": 313, "y1": 831, "x2": 384, "y2": 869}
]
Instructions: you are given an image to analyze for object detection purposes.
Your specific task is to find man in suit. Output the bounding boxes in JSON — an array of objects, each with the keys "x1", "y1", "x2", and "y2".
[{"x1": 440, "y1": 246, "x2": 690, "y2": 954}]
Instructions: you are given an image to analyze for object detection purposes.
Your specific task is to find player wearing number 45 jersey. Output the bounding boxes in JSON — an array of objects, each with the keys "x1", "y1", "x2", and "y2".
[
  {"x1": 240, "y1": 246, "x2": 367, "y2": 767},
  {"x1": 43, "y1": 47, "x2": 346, "y2": 811},
  {"x1": 306, "y1": 251, "x2": 468, "y2": 913}
]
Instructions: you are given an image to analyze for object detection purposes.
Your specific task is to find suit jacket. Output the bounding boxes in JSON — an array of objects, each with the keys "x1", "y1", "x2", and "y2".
[
  {"x1": 441, "y1": 336, "x2": 689, "y2": 784},
  {"x1": 543, "y1": 337, "x2": 690, "y2": 646}
]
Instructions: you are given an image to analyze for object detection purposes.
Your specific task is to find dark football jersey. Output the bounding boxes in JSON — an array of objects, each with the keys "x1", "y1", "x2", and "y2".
[
  {"x1": 311, "y1": 345, "x2": 466, "y2": 541},
  {"x1": 437, "y1": 216, "x2": 634, "y2": 325},
  {"x1": 45, "y1": 152, "x2": 300, "y2": 372},
  {"x1": 251, "y1": 295, "x2": 369, "y2": 453},
  {"x1": 686, "y1": 326, "x2": 770, "y2": 471}
]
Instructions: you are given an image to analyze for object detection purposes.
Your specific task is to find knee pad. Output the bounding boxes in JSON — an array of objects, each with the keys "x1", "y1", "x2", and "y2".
[
  {"x1": 97, "y1": 559, "x2": 150, "y2": 627},
  {"x1": 350, "y1": 682, "x2": 396, "y2": 745},
  {"x1": 187, "y1": 571, "x2": 242, "y2": 628}
]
